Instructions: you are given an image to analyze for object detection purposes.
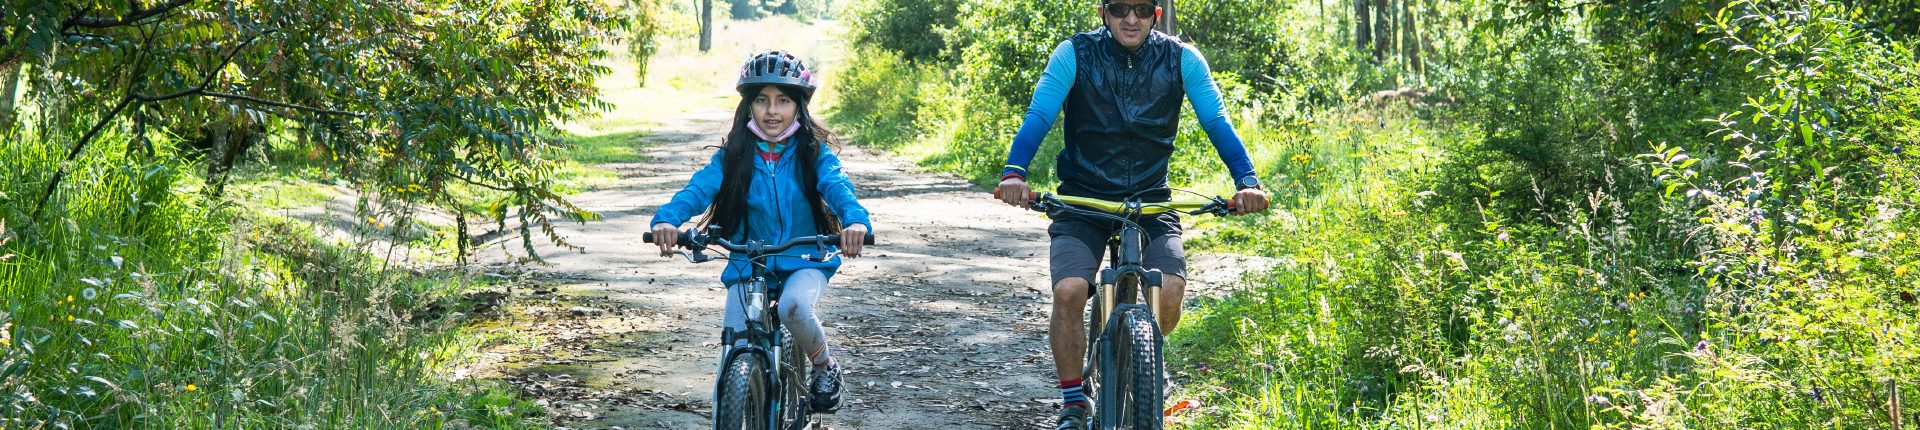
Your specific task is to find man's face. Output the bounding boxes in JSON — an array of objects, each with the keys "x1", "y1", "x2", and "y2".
[{"x1": 1100, "y1": 0, "x2": 1157, "y2": 50}]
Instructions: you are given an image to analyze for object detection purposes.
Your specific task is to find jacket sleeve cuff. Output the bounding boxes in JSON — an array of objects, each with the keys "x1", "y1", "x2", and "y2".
[{"x1": 1000, "y1": 166, "x2": 1027, "y2": 181}]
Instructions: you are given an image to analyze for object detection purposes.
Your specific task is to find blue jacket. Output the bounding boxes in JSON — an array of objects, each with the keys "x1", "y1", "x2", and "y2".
[{"x1": 649, "y1": 139, "x2": 871, "y2": 285}]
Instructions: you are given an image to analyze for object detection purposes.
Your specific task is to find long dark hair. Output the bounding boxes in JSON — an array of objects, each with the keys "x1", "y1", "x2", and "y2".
[{"x1": 700, "y1": 84, "x2": 842, "y2": 237}]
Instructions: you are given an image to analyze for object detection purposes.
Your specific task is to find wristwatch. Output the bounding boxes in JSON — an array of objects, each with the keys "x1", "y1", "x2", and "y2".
[{"x1": 1236, "y1": 175, "x2": 1262, "y2": 191}]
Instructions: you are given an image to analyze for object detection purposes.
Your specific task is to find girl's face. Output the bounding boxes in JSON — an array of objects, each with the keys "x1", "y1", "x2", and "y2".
[{"x1": 751, "y1": 85, "x2": 797, "y2": 139}]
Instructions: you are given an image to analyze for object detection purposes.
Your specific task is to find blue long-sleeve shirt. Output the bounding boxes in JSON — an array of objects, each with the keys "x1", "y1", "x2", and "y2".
[{"x1": 1000, "y1": 40, "x2": 1257, "y2": 184}]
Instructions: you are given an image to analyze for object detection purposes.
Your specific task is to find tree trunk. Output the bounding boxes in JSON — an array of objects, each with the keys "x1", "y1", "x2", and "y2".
[
  {"x1": 1354, "y1": 0, "x2": 1372, "y2": 54},
  {"x1": 1382, "y1": 0, "x2": 1397, "y2": 61},
  {"x1": 205, "y1": 121, "x2": 234, "y2": 198},
  {"x1": 0, "y1": 66, "x2": 19, "y2": 128},
  {"x1": 1382, "y1": 0, "x2": 1397, "y2": 60},
  {"x1": 699, "y1": 0, "x2": 713, "y2": 52},
  {"x1": 1402, "y1": 0, "x2": 1418, "y2": 75}
]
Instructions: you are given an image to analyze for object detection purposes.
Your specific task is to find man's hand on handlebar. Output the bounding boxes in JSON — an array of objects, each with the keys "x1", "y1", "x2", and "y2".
[
  {"x1": 994, "y1": 177, "x2": 1031, "y2": 207},
  {"x1": 651, "y1": 222, "x2": 679, "y2": 257},
  {"x1": 1231, "y1": 188, "x2": 1270, "y2": 215},
  {"x1": 840, "y1": 224, "x2": 868, "y2": 258}
]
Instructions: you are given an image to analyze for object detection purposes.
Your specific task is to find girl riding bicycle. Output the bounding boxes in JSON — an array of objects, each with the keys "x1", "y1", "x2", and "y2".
[{"x1": 648, "y1": 50, "x2": 869, "y2": 413}]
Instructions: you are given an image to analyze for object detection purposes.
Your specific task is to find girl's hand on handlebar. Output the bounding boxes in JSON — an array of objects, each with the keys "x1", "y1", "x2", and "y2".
[
  {"x1": 651, "y1": 222, "x2": 679, "y2": 257},
  {"x1": 1231, "y1": 189, "x2": 1270, "y2": 215},
  {"x1": 840, "y1": 224, "x2": 869, "y2": 258}
]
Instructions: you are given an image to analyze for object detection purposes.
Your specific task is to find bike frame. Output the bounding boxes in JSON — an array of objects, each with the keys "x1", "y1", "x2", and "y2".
[
  {"x1": 1029, "y1": 191, "x2": 1228, "y2": 429},
  {"x1": 650, "y1": 228, "x2": 866, "y2": 430},
  {"x1": 712, "y1": 273, "x2": 793, "y2": 430}
]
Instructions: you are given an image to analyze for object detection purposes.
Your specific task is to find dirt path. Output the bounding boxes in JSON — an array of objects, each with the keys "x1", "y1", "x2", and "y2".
[{"x1": 456, "y1": 102, "x2": 1258, "y2": 429}]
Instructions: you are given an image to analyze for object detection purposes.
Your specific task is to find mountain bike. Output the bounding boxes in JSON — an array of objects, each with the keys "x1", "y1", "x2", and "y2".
[
  {"x1": 1024, "y1": 190, "x2": 1232, "y2": 430},
  {"x1": 645, "y1": 227, "x2": 875, "y2": 430}
]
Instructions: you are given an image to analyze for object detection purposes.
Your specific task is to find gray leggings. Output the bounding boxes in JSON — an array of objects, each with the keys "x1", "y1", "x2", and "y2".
[{"x1": 721, "y1": 268, "x2": 832, "y2": 366}]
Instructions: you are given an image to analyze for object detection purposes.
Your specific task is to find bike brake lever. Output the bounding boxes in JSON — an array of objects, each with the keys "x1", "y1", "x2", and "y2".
[
  {"x1": 675, "y1": 250, "x2": 715, "y2": 263},
  {"x1": 1204, "y1": 197, "x2": 1234, "y2": 216}
]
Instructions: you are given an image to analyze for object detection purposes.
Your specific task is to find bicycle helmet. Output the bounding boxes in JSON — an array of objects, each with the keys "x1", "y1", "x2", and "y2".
[{"x1": 737, "y1": 50, "x2": 816, "y2": 96}]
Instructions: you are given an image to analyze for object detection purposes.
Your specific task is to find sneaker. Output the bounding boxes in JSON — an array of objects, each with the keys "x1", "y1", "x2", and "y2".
[
  {"x1": 1056, "y1": 403, "x2": 1088, "y2": 430},
  {"x1": 808, "y1": 360, "x2": 842, "y2": 413}
]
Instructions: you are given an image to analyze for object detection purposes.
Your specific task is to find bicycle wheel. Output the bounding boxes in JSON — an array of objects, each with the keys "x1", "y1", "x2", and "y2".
[
  {"x1": 778, "y1": 325, "x2": 812, "y2": 429},
  {"x1": 1098, "y1": 306, "x2": 1164, "y2": 430},
  {"x1": 714, "y1": 354, "x2": 771, "y2": 430}
]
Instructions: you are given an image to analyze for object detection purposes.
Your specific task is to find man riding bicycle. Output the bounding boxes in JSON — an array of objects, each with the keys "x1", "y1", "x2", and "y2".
[{"x1": 990, "y1": 1, "x2": 1269, "y2": 428}]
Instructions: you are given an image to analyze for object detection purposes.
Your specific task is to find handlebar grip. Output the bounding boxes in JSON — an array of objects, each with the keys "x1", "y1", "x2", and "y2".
[
  {"x1": 643, "y1": 231, "x2": 698, "y2": 248},
  {"x1": 863, "y1": 234, "x2": 875, "y2": 246},
  {"x1": 990, "y1": 187, "x2": 1042, "y2": 201}
]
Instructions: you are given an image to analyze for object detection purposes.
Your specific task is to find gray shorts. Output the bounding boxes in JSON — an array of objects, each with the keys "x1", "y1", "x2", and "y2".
[{"x1": 1048, "y1": 211, "x2": 1186, "y2": 286}]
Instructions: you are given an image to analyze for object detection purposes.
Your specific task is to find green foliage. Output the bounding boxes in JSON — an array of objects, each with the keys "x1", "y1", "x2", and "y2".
[
  {"x1": 0, "y1": 0, "x2": 633, "y2": 427},
  {"x1": 845, "y1": 0, "x2": 964, "y2": 62},
  {"x1": 824, "y1": 47, "x2": 934, "y2": 150},
  {"x1": 628, "y1": 0, "x2": 670, "y2": 87},
  {"x1": 3, "y1": 0, "x2": 625, "y2": 259},
  {"x1": 832, "y1": 0, "x2": 1920, "y2": 428},
  {"x1": 0, "y1": 130, "x2": 544, "y2": 428}
]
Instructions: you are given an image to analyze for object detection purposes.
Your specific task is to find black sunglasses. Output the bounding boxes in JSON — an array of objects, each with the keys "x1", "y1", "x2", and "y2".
[{"x1": 1103, "y1": 3, "x2": 1159, "y2": 19}]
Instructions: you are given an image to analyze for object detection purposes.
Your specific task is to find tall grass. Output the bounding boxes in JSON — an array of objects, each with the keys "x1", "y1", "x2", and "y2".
[
  {"x1": 829, "y1": 0, "x2": 1920, "y2": 427},
  {"x1": 1, "y1": 120, "x2": 542, "y2": 428}
]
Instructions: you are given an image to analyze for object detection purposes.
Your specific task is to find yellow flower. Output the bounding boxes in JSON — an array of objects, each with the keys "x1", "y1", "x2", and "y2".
[
  {"x1": 1898, "y1": 265, "x2": 1910, "y2": 277},
  {"x1": 185, "y1": 384, "x2": 198, "y2": 392},
  {"x1": 66, "y1": 315, "x2": 74, "y2": 322},
  {"x1": 66, "y1": 295, "x2": 74, "y2": 303}
]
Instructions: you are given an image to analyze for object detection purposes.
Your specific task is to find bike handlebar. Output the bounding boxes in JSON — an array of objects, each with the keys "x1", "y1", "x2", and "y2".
[
  {"x1": 644, "y1": 229, "x2": 874, "y2": 255},
  {"x1": 1005, "y1": 190, "x2": 1233, "y2": 218}
]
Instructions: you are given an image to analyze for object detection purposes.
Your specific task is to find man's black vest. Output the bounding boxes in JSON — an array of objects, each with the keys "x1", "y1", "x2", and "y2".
[{"x1": 1058, "y1": 28, "x2": 1185, "y2": 202}]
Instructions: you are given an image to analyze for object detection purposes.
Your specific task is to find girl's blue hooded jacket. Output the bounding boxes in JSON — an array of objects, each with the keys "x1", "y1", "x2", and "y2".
[{"x1": 649, "y1": 138, "x2": 871, "y2": 285}]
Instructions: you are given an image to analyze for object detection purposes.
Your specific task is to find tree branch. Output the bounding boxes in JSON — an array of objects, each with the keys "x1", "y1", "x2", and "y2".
[
  {"x1": 449, "y1": 170, "x2": 534, "y2": 193},
  {"x1": 62, "y1": 0, "x2": 195, "y2": 29},
  {"x1": 30, "y1": 28, "x2": 356, "y2": 219},
  {"x1": 200, "y1": 90, "x2": 364, "y2": 117}
]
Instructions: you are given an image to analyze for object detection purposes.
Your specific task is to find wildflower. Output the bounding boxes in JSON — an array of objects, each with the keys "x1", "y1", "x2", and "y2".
[
  {"x1": 185, "y1": 384, "x2": 198, "y2": 392},
  {"x1": 1898, "y1": 265, "x2": 1910, "y2": 277},
  {"x1": 66, "y1": 315, "x2": 74, "y2": 322},
  {"x1": 66, "y1": 295, "x2": 74, "y2": 303}
]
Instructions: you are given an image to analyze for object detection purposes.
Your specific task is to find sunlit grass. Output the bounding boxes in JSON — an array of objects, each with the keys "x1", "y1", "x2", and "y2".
[{"x1": 1, "y1": 96, "x2": 544, "y2": 430}]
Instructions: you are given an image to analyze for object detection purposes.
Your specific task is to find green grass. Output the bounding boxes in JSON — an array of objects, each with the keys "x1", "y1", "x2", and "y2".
[{"x1": 1, "y1": 111, "x2": 546, "y2": 430}]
